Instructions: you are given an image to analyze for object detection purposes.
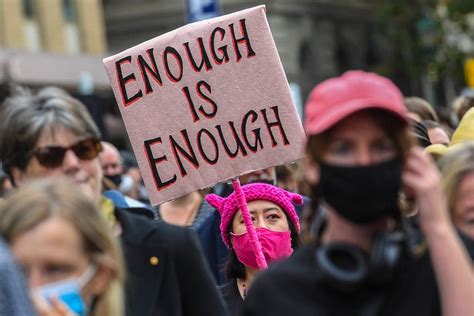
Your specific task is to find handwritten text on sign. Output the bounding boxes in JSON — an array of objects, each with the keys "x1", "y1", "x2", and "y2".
[{"x1": 103, "y1": 6, "x2": 306, "y2": 205}]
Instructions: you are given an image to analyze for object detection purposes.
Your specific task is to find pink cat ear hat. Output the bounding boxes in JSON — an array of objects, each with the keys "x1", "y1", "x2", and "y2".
[{"x1": 205, "y1": 182, "x2": 303, "y2": 248}]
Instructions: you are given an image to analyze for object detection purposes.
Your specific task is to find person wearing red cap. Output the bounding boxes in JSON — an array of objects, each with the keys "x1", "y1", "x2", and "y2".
[
  {"x1": 206, "y1": 182, "x2": 302, "y2": 315},
  {"x1": 243, "y1": 71, "x2": 474, "y2": 316}
]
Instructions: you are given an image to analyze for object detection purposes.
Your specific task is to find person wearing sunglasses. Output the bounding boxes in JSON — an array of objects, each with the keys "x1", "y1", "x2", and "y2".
[{"x1": 0, "y1": 87, "x2": 227, "y2": 316}]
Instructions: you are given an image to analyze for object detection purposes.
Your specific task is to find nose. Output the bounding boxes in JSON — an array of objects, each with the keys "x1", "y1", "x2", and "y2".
[
  {"x1": 103, "y1": 165, "x2": 113, "y2": 175},
  {"x1": 28, "y1": 269, "x2": 44, "y2": 289},
  {"x1": 253, "y1": 214, "x2": 267, "y2": 229},
  {"x1": 354, "y1": 147, "x2": 373, "y2": 166},
  {"x1": 62, "y1": 149, "x2": 81, "y2": 172}
]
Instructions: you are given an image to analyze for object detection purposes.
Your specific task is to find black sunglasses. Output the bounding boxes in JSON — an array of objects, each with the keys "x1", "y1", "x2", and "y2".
[{"x1": 30, "y1": 137, "x2": 103, "y2": 168}]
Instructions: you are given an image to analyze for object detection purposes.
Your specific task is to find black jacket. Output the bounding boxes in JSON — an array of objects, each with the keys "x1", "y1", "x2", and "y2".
[
  {"x1": 243, "y1": 232, "x2": 474, "y2": 316},
  {"x1": 115, "y1": 207, "x2": 227, "y2": 316}
]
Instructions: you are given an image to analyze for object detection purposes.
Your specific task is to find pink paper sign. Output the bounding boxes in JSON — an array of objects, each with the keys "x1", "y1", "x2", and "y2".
[{"x1": 103, "y1": 5, "x2": 306, "y2": 205}]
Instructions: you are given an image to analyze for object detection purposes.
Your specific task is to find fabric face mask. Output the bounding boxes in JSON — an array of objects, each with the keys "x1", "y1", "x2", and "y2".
[
  {"x1": 318, "y1": 158, "x2": 403, "y2": 224},
  {"x1": 106, "y1": 174, "x2": 122, "y2": 187},
  {"x1": 231, "y1": 227, "x2": 293, "y2": 269},
  {"x1": 34, "y1": 264, "x2": 97, "y2": 316}
]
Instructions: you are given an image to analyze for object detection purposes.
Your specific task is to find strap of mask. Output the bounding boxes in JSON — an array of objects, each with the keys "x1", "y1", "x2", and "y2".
[{"x1": 77, "y1": 264, "x2": 97, "y2": 289}]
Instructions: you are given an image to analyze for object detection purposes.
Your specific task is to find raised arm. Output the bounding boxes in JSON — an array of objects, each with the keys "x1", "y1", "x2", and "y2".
[{"x1": 403, "y1": 147, "x2": 474, "y2": 316}]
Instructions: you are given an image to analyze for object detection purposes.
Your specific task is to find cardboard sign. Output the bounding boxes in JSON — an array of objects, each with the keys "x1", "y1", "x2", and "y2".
[{"x1": 103, "y1": 5, "x2": 306, "y2": 205}]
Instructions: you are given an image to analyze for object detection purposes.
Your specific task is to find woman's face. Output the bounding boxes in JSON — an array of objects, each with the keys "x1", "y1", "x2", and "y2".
[
  {"x1": 11, "y1": 217, "x2": 90, "y2": 289},
  {"x1": 322, "y1": 111, "x2": 398, "y2": 166},
  {"x1": 231, "y1": 200, "x2": 290, "y2": 235},
  {"x1": 453, "y1": 172, "x2": 474, "y2": 239},
  {"x1": 13, "y1": 127, "x2": 103, "y2": 203}
]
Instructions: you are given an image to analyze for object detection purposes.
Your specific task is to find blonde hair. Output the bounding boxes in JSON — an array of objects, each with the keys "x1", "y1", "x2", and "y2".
[
  {"x1": 438, "y1": 142, "x2": 474, "y2": 216},
  {"x1": 0, "y1": 178, "x2": 124, "y2": 316}
]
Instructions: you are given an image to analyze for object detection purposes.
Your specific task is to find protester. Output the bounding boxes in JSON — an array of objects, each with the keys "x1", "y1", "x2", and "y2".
[
  {"x1": 0, "y1": 87, "x2": 226, "y2": 316},
  {"x1": 439, "y1": 142, "x2": 474, "y2": 242},
  {"x1": 243, "y1": 71, "x2": 474, "y2": 315},
  {"x1": 0, "y1": 178, "x2": 124, "y2": 316},
  {"x1": 99, "y1": 141, "x2": 128, "y2": 189},
  {"x1": 119, "y1": 150, "x2": 149, "y2": 204},
  {"x1": 206, "y1": 183, "x2": 301, "y2": 315},
  {"x1": 422, "y1": 120, "x2": 451, "y2": 146},
  {"x1": 452, "y1": 94, "x2": 474, "y2": 124},
  {"x1": 425, "y1": 107, "x2": 474, "y2": 160},
  {"x1": 404, "y1": 96, "x2": 439, "y2": 122},
  {"x1": 196, "y1": 166, "x2": 303, "y2": 284},
  {"x1": 196, "y1": 167, "x2": 276, "y2": 282},
  {"x1": 99, "y1": 141, "x2": 147, "y2": 208}
]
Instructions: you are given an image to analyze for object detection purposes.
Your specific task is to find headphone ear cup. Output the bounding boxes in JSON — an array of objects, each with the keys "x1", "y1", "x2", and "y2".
[
  {"x1": 315, "y1": 243, "x2": 368, "y2": 292},
  {"x1": 369, "y1": 231, "x2": 404, "y2": 284}
]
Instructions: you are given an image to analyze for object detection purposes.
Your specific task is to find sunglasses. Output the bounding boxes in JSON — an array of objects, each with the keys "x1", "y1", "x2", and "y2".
[{"x1": 30, "y1": 137, "x2": 102, "y2": 168}]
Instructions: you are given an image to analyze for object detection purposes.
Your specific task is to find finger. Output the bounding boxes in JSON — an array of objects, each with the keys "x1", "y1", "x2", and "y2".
[
  {"x1": 50, "y1": 297, "x2": 73, "y2": 315},
  {"x1": 404, "y1": 148, "x2": 435, "y2": 173},
  {"x1": 31, "y1": 294, "x2": 51, "y2": 316}
]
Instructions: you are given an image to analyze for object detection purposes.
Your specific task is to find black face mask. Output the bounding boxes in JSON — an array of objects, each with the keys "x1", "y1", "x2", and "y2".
[
  {"x1": 318, "y1": 158, "x2": 403, "y2": 224},
  {"x1": 106, "y1": 174, "x2": 122, "y2": 187}
]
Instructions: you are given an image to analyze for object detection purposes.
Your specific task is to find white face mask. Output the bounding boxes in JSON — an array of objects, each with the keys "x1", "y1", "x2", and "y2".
[{"x1": 34, "y1": 264, "x2": 97, "y2": 316}]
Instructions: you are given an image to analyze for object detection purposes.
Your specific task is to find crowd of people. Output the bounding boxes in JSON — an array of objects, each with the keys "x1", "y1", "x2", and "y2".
[{"x1": 0, "y1": 70, "x2": 473, "y2": 316}]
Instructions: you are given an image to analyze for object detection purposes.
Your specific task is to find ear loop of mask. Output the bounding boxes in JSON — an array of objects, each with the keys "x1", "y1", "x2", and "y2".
[
  {"x1": 78, "y1": 264, "x2": 98, "y2": 316},
  {"x1": 77, "y1": 264, "x2": 97, "y2": 289}
]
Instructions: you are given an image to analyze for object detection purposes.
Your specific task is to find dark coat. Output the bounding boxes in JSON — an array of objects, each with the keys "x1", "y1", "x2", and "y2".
[{"x1": 115, "y1": 207, "x2": 227, "y2": 316}]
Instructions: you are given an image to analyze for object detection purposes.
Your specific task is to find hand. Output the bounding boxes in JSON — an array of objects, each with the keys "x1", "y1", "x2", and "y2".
[
  {"x1": 402, "y1": 147, "x2": 450, "y2": 233},
  {"x1": 32, "y1": 294, "x2": 77, "y2": 316}
]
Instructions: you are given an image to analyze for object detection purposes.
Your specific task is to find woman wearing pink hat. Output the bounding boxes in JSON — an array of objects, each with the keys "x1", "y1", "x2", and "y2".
[
  {"x1": 242, "y1": 71, "x2": 474, "y2": 316},
  {"x1": 206, "y1": 182, "x2": 302, "y2": 315}
]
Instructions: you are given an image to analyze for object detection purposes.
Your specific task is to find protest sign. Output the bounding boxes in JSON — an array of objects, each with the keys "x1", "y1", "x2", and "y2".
[{"x1": 103, "y1": 5, "x2": 306, "y2": 205}]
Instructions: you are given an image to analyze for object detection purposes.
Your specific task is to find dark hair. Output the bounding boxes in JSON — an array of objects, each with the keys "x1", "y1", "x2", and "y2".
[
  {"x1": 225, "y1": 217, "x2": 301, "y2": 280},
  {"x1": 410, "y1": 119, "x2": 431, "y2": 148}
]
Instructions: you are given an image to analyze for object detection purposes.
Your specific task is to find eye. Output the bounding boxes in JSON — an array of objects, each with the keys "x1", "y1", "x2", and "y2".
[
  {"x1": 239, "y1": 216, "x2": 256, "y2": 224},
  {"x1": 267, "y1": 213, "x2": 281, "y2": 221},
  {"x1": 328, "y1": 140, "x2": 353, "y2": 156},
  {"x1": 372, "y1": 139, "x2": 396, "y2": 154},
  {"x1": 43, "y1": 264, "x2": 72, "y2": 278}
]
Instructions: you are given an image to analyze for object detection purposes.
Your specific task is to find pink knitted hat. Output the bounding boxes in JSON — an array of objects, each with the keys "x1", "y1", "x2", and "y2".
[{"x1": 205, "y1": 183, "x2": 303, "y2": 248}]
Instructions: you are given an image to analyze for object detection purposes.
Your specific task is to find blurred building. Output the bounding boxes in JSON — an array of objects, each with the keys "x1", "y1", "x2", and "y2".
[
  {"x1": 104, "y1": 0, "x2": 378, "y2": 108},
  {"x1": 0, "y1": 0, "x2": 110, "y2": 94},
  {"x1": 0, "y1": 0, "x2": 388, "y2": 145}
]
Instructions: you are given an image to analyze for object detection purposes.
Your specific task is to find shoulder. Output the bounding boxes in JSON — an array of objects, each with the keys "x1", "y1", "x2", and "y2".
[
  {"x1": 219, "y1": 279, "x2": 237, "y2": 296},
  {"x1": 116, "y1": 207, "x2": 194, "y2": 247},
  {"x1": 250, "y1": 246, "x2": 316, "y2": 292}
]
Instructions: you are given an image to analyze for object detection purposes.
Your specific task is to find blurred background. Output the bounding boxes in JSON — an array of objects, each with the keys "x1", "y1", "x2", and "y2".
[{"x1": 0, "y1": 0, "x2": 473, "y2": 148}]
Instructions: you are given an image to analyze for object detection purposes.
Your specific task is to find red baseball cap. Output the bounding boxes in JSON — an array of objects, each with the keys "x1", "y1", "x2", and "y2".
[{"x1": 304, "y1": 70, "x2": 409, "y2": 135}]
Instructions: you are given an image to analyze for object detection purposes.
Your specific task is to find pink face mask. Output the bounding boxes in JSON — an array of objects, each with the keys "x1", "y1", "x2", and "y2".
[{"x1": 230, "y1": 227, "x2": 293, "y2": 269}]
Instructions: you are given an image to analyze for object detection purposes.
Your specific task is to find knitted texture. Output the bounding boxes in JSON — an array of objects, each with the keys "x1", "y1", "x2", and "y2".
[{"x1": 205, "y1": 183, "x2": 303, "y2": 248}]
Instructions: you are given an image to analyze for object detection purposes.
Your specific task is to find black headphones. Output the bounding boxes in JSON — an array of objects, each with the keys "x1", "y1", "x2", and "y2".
[{"x1": 315, "y1": 230, "x2": 405, "y2": 292}]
